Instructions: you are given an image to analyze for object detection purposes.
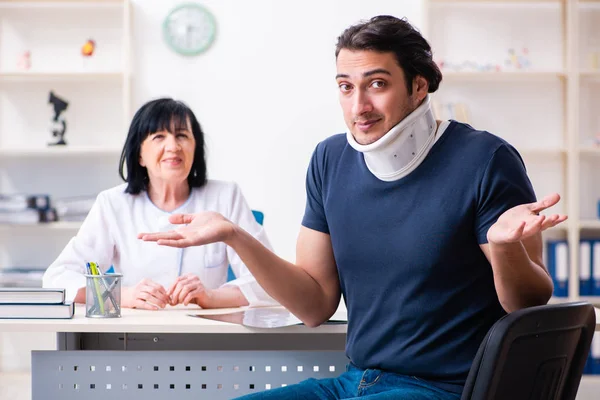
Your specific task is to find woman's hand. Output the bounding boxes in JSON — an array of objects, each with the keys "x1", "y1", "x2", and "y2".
[
  {"x1": 122, "y1": 278, "x2": 171, "y2": 310},
  {"x1": 167, "y1": 273, "x2": 212, "y2": 307}
]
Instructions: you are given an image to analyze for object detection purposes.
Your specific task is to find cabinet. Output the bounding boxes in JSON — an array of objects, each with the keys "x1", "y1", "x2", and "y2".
[
  {"x1": 423, "y1": 0, "x2": 600, "y2": 394},
  {"x1": 424, "y1": 0, "x2": 600, "y2": 304},
  {"x1": 0, "y1": 0, "x2": 131, "y2": 371}
]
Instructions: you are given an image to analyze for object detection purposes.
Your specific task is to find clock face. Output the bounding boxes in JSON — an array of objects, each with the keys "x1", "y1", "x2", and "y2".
[{"x1": 163, "y1": 3, "x2": 216, "y2": 56}]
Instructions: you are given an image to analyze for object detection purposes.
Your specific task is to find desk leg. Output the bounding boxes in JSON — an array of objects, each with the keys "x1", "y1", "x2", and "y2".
[{"x1": 56, "y1": 333, "x2": 82, "y2": 351}]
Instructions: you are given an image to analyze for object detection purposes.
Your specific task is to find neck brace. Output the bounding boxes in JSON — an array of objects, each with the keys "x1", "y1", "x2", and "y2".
[{"x1": 346, "y1": 95, "x2": 437, "y2": 182}]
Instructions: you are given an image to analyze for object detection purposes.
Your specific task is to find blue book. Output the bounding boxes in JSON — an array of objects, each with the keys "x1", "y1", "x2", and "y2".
[
  {"x1": 592, "y1": 334, "x2": 600, "y2": 375},
  {"x1": 593, "y1": 240, "x2": 600, "y2": 296},
  {"x1": 580, "y1": 240, "x2": 593, "y2": 296},
  {"x1": 547, "y1": 240, "x2": 569, "y2": 297},
  {"x1": 584, "y1": 349, "x2": 593, "y2": 375}
]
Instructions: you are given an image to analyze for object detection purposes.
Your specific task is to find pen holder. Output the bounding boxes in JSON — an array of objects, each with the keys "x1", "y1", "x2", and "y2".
[{"x1": 85, "y1": 273, "x2": 122, "y2": 318}]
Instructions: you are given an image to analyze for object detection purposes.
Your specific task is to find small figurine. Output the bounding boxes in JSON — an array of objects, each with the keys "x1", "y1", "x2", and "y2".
[
  {"x1": 505, "y1": 48, "x2": 531, "y2": 70},
  {"x1": 81, "y1": 39, "x2": 96, "y2": 57},
  {"x1": 48, "y1": 91, "x2": 69, "y2": 146},
  {"x1": 17, "y1": 51, "x2": 31, "y2": 70}
]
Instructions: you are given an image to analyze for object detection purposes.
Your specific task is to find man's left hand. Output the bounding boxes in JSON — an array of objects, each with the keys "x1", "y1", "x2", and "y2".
[{"x1": 487, "y1": 193, "x2": 568, "y2": 245}]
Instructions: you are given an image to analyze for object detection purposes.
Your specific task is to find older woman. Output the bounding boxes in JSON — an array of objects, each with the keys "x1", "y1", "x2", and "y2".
[{"x1": 43, "y1": 98, "x2": 275, "y2": 310}]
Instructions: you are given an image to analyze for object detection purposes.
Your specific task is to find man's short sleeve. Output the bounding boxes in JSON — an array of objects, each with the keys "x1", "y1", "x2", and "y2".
[
  {"x1": 476, "y1": 143, "x2": 537, "y2": 244},
  {"x1": 301, "y1": 144, "x2": 329, "y2": 234}
]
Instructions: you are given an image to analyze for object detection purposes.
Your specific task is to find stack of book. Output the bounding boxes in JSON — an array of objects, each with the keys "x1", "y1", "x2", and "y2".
[
  {"x1": 0, "y1": 267, "x2": 45, "y2": 287},
  {"x1": 0, "y1": 288, "x2": 74, "y2": 319},
  {"x1": 0, "y1": 194, "x2": 58, "y2": 224}
]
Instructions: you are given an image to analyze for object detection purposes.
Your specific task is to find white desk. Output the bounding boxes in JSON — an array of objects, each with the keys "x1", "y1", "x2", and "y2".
[
  {"x1": 0, "y1": 304, "x2": 348, "y2": 334},
  {"x1": 2, "y1": 306, "x2": 598, "y2": 400},
  {"x1": 1, "y1": 305, "x2": 348, "y2": 400}
]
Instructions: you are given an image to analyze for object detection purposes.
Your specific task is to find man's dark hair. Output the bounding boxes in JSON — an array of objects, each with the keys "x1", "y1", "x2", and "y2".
[
  {"x1": 118, "y1": 97, "x2": 207, "y2": 194},
  {"x1": 335, "y1": 15, "x2": 442, "y2": 94}
]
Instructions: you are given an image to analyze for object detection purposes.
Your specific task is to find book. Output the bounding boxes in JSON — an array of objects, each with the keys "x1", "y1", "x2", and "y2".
[
  {"x1": 0, "y1": 208, "x2": 58, "y2": 224},
  {"x1": 0, "y1": 267, "x2": 45, "y2": 287},
  {"x1": 0, "y1": 302, "x2": 74, "y2": 319},
  {"x1": 0, "y1": 194, "x2": 50, "y2": 212},
  {"x1": 0, "y1": 288, "x2": 65, "y2": 304}
]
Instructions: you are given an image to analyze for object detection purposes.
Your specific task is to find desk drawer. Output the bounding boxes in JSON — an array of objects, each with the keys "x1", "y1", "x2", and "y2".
[{"x1": 32, "y1": 350, "x2": 349, "y2": 400}]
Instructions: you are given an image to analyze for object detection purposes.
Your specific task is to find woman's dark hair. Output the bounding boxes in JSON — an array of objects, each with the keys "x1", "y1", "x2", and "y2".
[
  {"x1": 335, "y1": 15, "x2": 442, "y2": 94},
  {"x1": 118, "y1": 98, "x2": 207, "y2": 194}
]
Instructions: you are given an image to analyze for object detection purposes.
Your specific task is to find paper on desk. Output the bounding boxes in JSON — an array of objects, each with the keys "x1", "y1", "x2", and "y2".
[{"x1": 189, "y1": 307, "x2": 347, "y2": 328}]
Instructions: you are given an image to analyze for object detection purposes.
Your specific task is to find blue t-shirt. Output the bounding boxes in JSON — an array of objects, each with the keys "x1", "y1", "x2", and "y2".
[{"x1": 302, "y1": 121, "x2": 536, "y2": 393}]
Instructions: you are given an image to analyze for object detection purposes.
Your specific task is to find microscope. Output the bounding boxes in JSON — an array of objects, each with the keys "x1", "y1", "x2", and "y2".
[{"x1": 48, "y1": 91, "x2": 69, "y2": 146}]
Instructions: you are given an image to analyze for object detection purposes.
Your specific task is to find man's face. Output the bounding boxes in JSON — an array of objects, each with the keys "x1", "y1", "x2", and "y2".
[{"x1": 336, "y1": 50, "x2": 424, "y2": 145}]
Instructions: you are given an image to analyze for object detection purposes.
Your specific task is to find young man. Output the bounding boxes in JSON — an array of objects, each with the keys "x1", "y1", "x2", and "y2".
[{"x1": 140, "y1": 16, "x2": 567, "y2": 399}]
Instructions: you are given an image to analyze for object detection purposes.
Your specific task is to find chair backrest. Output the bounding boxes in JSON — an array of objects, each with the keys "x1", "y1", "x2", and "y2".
[
  {"x1": 461, "y1": 301, "x2": 596, "y2": 400},
  {"x1": 226, "y1": 210, "x2": 264, "y2": 282}
]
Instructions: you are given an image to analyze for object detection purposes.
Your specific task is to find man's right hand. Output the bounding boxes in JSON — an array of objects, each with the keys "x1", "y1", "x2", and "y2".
[
  {"x1": 138, "y1": 212, "x2": 235, "y2": 248},
  {"x1": 122, "y1": 278, "x2": 170, "y2": 310},
  {"x1": 139, "y1": 212, "x2": 341, "y2": 327}
]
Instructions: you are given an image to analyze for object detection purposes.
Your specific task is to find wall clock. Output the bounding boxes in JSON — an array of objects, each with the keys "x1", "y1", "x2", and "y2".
[{"x1": 163, "y1": 3, "x2": 217, "y2": 56}]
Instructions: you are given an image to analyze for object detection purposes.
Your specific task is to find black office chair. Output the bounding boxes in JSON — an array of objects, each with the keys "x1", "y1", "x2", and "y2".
[{"x1": 461, "y1": 301, "x2": 596, "y2": 400}]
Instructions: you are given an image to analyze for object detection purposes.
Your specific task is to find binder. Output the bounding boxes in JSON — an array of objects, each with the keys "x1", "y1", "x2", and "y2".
[
  {"x1": 592, "y1": 333, "x2": 600, "y2": 375},
  {"x1": 593, "y1": 240, "x2": 600, "y2": 296},
  {"x1": 580, "y1": 240, "x2": 593, "y2": 296},
  {"x1": 547, "y1": 240, "x2": 569, "y2": 297}
]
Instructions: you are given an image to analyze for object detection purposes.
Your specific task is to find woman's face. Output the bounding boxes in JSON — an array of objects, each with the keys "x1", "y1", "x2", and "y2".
[{"x1": 139, "y1": 117, "x2": 196, "y2": 187}]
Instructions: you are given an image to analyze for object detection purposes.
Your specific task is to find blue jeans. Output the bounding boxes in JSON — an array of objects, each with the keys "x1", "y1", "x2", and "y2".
[{"x1": 234, "y1": 364, "x2": 462, "y2": 399}]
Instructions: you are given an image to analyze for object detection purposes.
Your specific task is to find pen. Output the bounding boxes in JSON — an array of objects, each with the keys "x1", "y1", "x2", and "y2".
[
  {"x1": 94, "y1": 263, "x2": 120, "y2": 313},
  {"x1": 87, "y1": 262, "x2": 105, "y2": 315}
]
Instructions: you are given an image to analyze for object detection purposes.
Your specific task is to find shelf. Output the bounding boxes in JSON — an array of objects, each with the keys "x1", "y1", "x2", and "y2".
[
  {"x1": 580, "y1": 220, "x2": 600, "y2": 229},
  {"x1": 431, "y1": 0, "x2": 561, "y2": 3},
  {"x1": 579, "y1": 1, "x2": 600, "y2": 10},
  {"x1": 0, "y1": 1, "x2": 124, "y2": 9},
  {"x1": 579, "y1": 296, "x2": 600, "y2": 304},
  {"x1": 580, "y1": 71, "x2": 600, "y2": 79},
  {"x1": 0, "y1": 72, "x2": 124, "y2": 83},
  {"x1": 580, "y1": 147, "x2": 600, "y2": 155},
  {"x1": 519, "y1": 147, "x2": 566, "y2": 157},
  {"x1": 0, "y1": 221, "x2": 81, "y2": 231},
  {"x1": 441, "y1": 71, "x2": 566, "y2": 82},
  {"x1": 430, "y1": 0, "x2": 563, "y2": 9},
  {"x1": 548, "y1": 296, "x2": 574, "y2": 304},
  {"x1": 0, "y1": 146, "x2": 121, "y2": 157},
  {"x1": 581, "y1": 375, "x2": 600, "y2": 383},
  {"x1": 550, "y1": 296, "x2": 600, "y2": 306}
]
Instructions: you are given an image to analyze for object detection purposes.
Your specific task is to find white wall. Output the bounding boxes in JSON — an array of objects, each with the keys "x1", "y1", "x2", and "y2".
[
  {"x1": 0, "y1": 1, "x2": 424, "y2": 373},
  {"x1": 131, "y1": 0, "x2": 424, "y2": 261}
]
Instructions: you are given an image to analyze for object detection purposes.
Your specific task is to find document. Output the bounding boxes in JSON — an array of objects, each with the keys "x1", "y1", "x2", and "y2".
[{"x1": 189, "y1": 307, "x2": 347, "y2": 328}]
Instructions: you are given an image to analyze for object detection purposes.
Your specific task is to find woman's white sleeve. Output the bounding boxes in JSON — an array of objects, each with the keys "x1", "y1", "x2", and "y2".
[
  {"x1": 223, "y1": 183, "x2": 279, "y2": 307},
  {"x1": 42, "y1": 193, "x2": 116, "y2": 302}
]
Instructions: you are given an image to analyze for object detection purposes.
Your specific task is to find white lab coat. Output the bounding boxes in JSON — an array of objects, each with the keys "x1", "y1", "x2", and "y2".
[{"x1": 42, "y1": 180, "x2": 277, "y2": 307}]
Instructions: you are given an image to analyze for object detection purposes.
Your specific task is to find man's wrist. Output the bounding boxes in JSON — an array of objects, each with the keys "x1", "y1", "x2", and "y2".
[
  {"x1": 487, "y1": 240, "x2": 527, "y2": 259},
  {"x1": 224, "y1": 223, "x2": 245, "y2": 248}
]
